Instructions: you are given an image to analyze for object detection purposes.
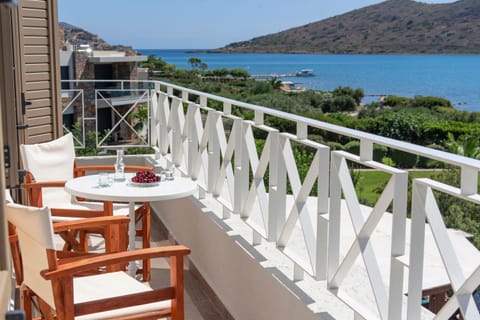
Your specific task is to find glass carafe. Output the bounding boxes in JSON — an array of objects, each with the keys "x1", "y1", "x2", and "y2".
[{"x1": 114, "y1": 149, "x2": 125, "y2": 181}]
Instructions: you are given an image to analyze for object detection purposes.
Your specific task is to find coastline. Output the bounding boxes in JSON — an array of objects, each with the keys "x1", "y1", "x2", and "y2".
[{"x1": 138, "y1": 49, "x2": 480, "y2": 112}]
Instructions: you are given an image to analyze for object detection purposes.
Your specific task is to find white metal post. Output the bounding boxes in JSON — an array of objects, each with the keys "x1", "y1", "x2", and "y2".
[
  {"x1": 233, "y1": 118, "x2": 244, "y2": 214},
  {"x1": 268, "y1": 131, "x2": 286, "y2": 242},
  {"x1": 461, "y1": 166, "x2": 478, "y2": 196},
  {"x1": 208, "y1": 111, "x2": 220, "y2": 194},
  {"x1": 388, "y1": 171, "x2": 408, "y2": 320},
  {"x1": 407, "y1": 181, "x2": 428, "y2": 319},
  {"x1": 316, "y1": 146, "x2": 330, "y2": 280},
  {"x1": 360, "y1": 139, "x2": 373, "y2": 161},
  {"x1": 327, "y1": 152, "x2": 342, "y2": 284}
]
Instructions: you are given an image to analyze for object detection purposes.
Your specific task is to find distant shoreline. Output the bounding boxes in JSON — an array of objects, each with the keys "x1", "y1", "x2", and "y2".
[
  {"x1": 141, "y1": 49, "x2": 480, "y2": 56},
  {"x1": 138, "y1": 49, "x2": 480, "y2": 112}
]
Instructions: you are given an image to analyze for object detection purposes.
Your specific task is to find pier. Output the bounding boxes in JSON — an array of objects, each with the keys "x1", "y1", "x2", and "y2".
[
  {"x1": 252, "y1": 69, "x2": 315, "y2": 79},
  {"x1": 252, "y1": 72, "x2": 299, "y2": 79}
]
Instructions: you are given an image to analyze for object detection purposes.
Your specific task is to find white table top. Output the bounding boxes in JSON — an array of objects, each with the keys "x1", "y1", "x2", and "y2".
[{"x1": 65, "y1": 173, "x2": 197, "y2": 203}]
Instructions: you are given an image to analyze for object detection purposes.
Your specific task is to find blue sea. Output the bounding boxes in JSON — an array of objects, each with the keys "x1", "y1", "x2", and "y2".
[{"x1": 138, "y1": 49, "x2": 480, "y2": 112}]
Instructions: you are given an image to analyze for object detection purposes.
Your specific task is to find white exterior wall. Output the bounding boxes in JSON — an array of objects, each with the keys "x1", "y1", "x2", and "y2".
[{"x1": 152, "y1": 197, "x2": 322, "y2": 320}]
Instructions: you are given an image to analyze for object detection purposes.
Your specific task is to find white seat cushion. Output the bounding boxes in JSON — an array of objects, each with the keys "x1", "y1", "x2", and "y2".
[
  {"x1": 73, "y1": 271, "x2": 170, "y2": 320},
  {"x1": 42, "y1": 189, "x2": 138, "y2": 222}
]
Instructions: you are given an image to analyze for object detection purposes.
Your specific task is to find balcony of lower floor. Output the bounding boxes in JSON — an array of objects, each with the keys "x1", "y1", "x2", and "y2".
[{"x1": 10, "y1": 79, "x2": 480, "y2": 319}]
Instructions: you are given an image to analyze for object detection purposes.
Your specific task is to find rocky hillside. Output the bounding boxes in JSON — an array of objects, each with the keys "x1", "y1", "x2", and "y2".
[
  {"x1": 59, "y1": 22, "x2": 138, "y2": 56},
  {"x1": 215, "y1": 0, "x2": 480, "y2": 54}
]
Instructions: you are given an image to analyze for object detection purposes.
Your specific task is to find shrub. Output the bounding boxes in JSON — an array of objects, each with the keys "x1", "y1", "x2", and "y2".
[
  {"x1": 344, "y1": 140, "x2": 360, "y2": 155},
  {"x1": 383, "y1": 95, "x2": 410, "y2": 108},
  {"x1": 332, "y1": 95, "x2": 357, "y2": 112},
  {"x1": 381, "y1": 157, "x2": 395, "y2": 167},
  {"x1": 327, "y1": 141, "x2": 345, "y2": 151},
  {"x1": 332, "y1": 86, "x2": 364, "y2": 105},
  {"x1": 229, "y1": 68, "x2": 250, "y2": 78},
  {"x1": 212, "y1": 68, "x2": 229, "y2": 77},
  {"x1": 389, "y1": 149, "x2": 419, "y2": 168},
  {"x1": 373, "y1": 144, "x2": 388, "y2": 162},
  {"x1": 248, "y1": 81, "x2": 273, "y2": 95},
  {"x1": 411, "y1": 95, "x2": 452, "y2": 109}
]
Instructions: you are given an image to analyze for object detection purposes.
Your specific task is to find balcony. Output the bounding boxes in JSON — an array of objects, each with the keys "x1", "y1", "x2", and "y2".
[{"x1": 60, "y1": 79, "x2": 480, "y2": 319}]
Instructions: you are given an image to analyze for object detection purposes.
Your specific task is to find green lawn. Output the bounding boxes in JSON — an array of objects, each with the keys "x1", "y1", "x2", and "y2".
[{"x1": 354, "y1": 170, "x2": 440, "y2": 206}]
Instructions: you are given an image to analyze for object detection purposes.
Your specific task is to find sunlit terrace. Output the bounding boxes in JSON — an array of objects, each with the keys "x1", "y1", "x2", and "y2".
[{"x1": 55, "y1": 79, "x2": 480, "y2": 319}]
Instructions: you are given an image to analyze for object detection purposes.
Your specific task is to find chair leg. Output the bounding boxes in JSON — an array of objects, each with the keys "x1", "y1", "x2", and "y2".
[
  {"x1": 21, "y1": 286, "x2": 56, "y2": 320},
  {"x1": 37, "y1": 297, "x2": 55, "y2": 320},
  {"x1": 79, "y1": 230, "x2": 89, "y2": 252},
  {"x1": 142, "y1": 202, "x2": 151, "y2": 281},
  {"x1": 20, "y1": 286, "x2": 33, "y2": 320},
  {"x1": 170, "y1": 255, "x2": 185, "y2": 320},
  {"x1": 135, "y1": 202, "x2": 151, "y2": 281},
  {"x1": 8, "y1": 223, "x2": 23, "y2": 285}
]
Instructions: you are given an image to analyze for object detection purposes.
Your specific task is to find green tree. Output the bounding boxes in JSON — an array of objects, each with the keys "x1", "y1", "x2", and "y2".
[
  {"x1": 188, "y1": 57, "x2": 206, "y2": 70},
  {"x1": 229, "y1": 68, "x2": 250, "y2": 78},
  {"x1": 141, "y1": 55, "x2": 168, "y2": 76},
  {"x1": 332, "y1": 86, "x2": 364, "y2": 105},
  {"x1": 436, "y1": 133, "x2": 480, "y2": 249},
  {"x1": 267, "y1": 77, "x2": 282, "y2": 90}
]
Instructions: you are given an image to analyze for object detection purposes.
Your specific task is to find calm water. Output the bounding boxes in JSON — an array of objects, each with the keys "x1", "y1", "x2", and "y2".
[{"x1": 138, "y1": 49, "x2": 480, "y2": 112}]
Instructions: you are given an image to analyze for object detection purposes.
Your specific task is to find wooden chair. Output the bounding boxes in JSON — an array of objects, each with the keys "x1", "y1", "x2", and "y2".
[
  {"x1": 20, "y1": 133, "x2": 153, "y2": 280},
  {"x1": 5, "y1": 189, "x2": 129, "y2": 286},
  {"x1": 6, "y1": 202, "x2": 190, "y2": 320}
]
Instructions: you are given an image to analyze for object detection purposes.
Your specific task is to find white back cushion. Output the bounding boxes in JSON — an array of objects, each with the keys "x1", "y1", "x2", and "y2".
[
  {"x1": 4, "y1": 189, "x2": 13, "y2": 203},
  {"x1": 6, "y1": 203, "x2": 56, "y2": 308},
  {"x1": 20, "y1": 133, "x2": 76, "y2": 182}
]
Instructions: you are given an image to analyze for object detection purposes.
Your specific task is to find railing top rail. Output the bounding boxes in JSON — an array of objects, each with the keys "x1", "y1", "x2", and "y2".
[{"x1": 62, "y1": 79, "x2": 480, "y2": 170}]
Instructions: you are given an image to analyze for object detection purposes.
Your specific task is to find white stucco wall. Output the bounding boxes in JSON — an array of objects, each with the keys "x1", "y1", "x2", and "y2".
[{"x1": 152, "y1": 196, "x2": 321, "y2": 320}]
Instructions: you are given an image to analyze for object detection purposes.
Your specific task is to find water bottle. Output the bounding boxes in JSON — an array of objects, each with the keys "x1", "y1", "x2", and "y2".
[{"x1": 114, "y1": 149, "x2": 125, "y2": 181}]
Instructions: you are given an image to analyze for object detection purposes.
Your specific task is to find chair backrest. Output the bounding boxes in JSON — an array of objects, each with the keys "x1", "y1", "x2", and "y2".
[
  {"x1": 5, "y1": 189, "x2": 13, "y2": 204},
  {"x1": 20, "y1": 133, "x2": 76, "y2": 182},
  {"x1": 5, "y1": 203, "x2": 56, "y2": 308}
]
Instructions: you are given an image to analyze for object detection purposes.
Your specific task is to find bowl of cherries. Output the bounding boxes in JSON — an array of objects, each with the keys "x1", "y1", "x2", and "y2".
[{"x1": 130, "y1": 170, "x2": 161, "y2": 187}]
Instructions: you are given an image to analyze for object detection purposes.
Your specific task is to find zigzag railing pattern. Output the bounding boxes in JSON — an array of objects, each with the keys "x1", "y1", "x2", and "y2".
[
  {"x1": 95, "y1": 89, "x2": 150, "y2": 147},
  {"x1": 329, "y1": 151, "x2": 408, "y2": 320},
  {"x1": 153, "y1": 89, "x2": 331, "y2": 280},
  {"x1": 408, "y1": 178, "x2": 480, "y2": 320},
  {"x1": 63, "y1": 80, "x2": 480, "y2": 319},
  {"x1": 61, "y1": 89, "x2": 85, "y2": 147}
]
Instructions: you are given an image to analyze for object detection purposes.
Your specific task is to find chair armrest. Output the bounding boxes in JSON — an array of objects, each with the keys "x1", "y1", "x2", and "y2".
[
  {"x1": 41, "y1": 246, "x2": 191, "y2": 280},
  {"x1": 50, "y1": 208, "x2": 108, "y2": 218},
  {"x1": 75, "y1": 165, "x2": 153, "y2": 176},
  {"x1": 22, "y1": 180, "x2": 68, "y2": 207},
  {"x1": 53, "y1": 216, "x2": 130, "y2": 233},
  {"x1": 124, "y1": 165, "x2": 154, "y2": 173},
  {"x1": 21, "y1": 181, "x2": 66, "y2": 189},
  {"x1": 75, "y1": 165, "x2": 115, "y2": 176}
]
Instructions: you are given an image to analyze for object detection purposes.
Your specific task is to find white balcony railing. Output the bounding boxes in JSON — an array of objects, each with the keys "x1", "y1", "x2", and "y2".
[{"x1": 62, "y1": 79, "x2": 480, "y2": 320}]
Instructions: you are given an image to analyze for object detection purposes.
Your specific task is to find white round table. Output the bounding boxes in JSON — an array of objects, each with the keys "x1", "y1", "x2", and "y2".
[{"x1": 65, "y1": 173, "x2": 197, "y2": 276}]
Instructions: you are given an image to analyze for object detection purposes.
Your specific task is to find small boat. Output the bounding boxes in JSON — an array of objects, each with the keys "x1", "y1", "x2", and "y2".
[{"x1": 296, "y1": 69, "x2": 315, "y2": 77}]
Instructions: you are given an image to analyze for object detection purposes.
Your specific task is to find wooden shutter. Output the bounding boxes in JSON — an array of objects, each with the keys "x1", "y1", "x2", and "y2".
[
  {"x1": 0, "y1": 0, "x2": 15, "y2": 313},
  {"x1": 0, "y1": 0, "x2": 61, "y2": 188},
  {"x1": 0, "y1": 0, "x2": 22, "y2": 189},
  {"x1": 0, "y1": 48, "x2": 11, "y2": 318},
  {"x1": 17, "y1": 0, "x2": 62, "y2": 144}
]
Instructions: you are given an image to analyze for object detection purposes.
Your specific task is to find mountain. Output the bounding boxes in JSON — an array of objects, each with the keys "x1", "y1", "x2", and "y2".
[
  {"x1": 214, "y1": 0, "x2": 480, "y2": 54},
  {"x1": 59, "y1": 22, "x2": 138, "y2": 56}
]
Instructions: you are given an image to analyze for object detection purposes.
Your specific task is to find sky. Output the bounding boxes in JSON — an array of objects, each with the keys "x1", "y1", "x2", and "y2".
[{"x1": 58, "y1": 0, "x2": 458, "y2": 49}]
